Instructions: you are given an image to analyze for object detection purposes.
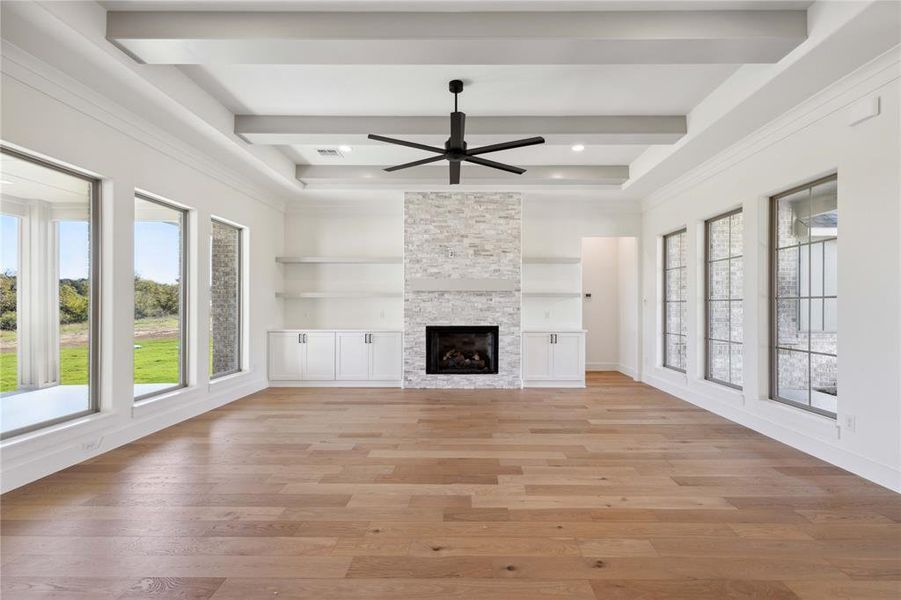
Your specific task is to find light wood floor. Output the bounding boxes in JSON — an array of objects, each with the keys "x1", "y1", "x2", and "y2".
[{"x1": 2, "y1": 372, "x2": 899, "y2": 599}]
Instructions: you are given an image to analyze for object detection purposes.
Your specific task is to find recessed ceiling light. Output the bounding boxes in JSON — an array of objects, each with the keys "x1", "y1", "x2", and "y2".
[
  {"x1": 0, "y1": 180, "x2": 11, "y2": 185},
  {"x1": 339, "y1": 145, "x2": 352, "y2": 153},
  {"x1": 551, "y1": 174, "x2": 564, "y2": 179},
  {"x1": 571, "y1": 144, "x2": 585, "y2": 152}
]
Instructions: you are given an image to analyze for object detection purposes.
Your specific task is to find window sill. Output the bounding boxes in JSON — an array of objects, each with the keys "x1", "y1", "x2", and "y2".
[
  {"x1": 0, "y1": 410, "x2": 117, "y2": 452},
  {"x1": 208, "y1": 370, "x2": 251, "y2": 391},
  {"x1": 132, "y1": 385, "x2": 197, "y2": 418}
]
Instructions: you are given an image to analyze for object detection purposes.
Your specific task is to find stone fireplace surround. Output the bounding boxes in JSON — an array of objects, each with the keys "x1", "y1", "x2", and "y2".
[{"x1": 403, "y1": 192, "x2": 522, "y2": 389}]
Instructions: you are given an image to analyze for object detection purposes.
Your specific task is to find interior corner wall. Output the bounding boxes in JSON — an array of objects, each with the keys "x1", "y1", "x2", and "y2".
[
  {"x1": 617, "y1": 237, "x2": 640, "y2": 379},
  {"x1": 0, "y1": 54, "x2": 285, "y2": 492},
  {"x1": 639, "y1": 51, "x2": 901, "y2": 491}
]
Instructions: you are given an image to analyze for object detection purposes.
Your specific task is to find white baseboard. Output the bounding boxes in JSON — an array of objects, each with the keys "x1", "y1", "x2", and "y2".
[
  {"x1": 268, "y1": 380, "x2": 402, "y2": 388},
  {"x1": 642, "y1": 373, "x2": 900, "y2": 493},
  {"x1": 523, "y1": 380, "x2": 585, "y2": 388},
  {"x1": 586, "y1": 363, "x2": 639, "y2": 380},
  {"x1": 1, "y1": 376, "x2": 268, "y2": 493},
  {"x1": 586, "y1": 362, "x2": 619, "y2": 371}
]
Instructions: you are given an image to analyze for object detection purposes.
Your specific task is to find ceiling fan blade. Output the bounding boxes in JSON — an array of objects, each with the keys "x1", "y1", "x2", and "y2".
[
  {"x1": 449, "y1": 161, "x2": 460, "y2": 185},
  {"x1": 466, "y1": 136, "x2": 545, "y2": 157},
  {"x1": 463, "y1": 155, "x2": 526, "y2": 175},
  {"x1": 450, "y1": 112, "x2": 465, "y2": 149},
  {"x1": 384, "y1": 155, "x2": 447, "y2": 172},
  {"x1": 368, "y1": 134, "x2": 444, "y2": 154}
]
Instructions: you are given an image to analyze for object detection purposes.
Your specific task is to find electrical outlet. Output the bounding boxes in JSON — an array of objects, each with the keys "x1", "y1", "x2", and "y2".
[
  {"x1": 81, "y1": 437, "x2": 103, "y2": 452},
  {"x1": 544, "y1": 310, "x2": 551, "y2": 320},
  {"x1": 842, "y1": 414, "x2": 856, "y2": 433},
  {"x1": 379, "y1": 310, "x2": 385, "y2": 319}
]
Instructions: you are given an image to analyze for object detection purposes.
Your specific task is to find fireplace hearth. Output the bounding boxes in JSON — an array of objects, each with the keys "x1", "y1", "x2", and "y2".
[{"x1": 426, "y1": 326, "x2": 499, "y2": 375}]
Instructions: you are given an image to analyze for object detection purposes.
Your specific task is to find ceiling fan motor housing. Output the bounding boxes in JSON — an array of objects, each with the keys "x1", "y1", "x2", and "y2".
[{"x1": 368, "y1": 79, "x2": 544, "y2": 184}]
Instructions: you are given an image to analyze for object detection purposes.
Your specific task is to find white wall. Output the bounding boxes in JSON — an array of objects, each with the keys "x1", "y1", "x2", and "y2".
[
  {"x1": 281, "y1": 196, "x2": 404, "y2": 330},
  {"x1": 618, "y1": 237, "x2": 640, "y2": 378},
  {"x1": 0, "y1": 43, "x2": 285, "y2": 492},
  {"x1": 581, "y1": 237, "x2": 620, "y2": 370},
  {"x1": 523, "y1": 194, "x2": 641, "y2": 331},
  {"x1": 639, "y1": 49, "x2": 901, "y2": 491}
]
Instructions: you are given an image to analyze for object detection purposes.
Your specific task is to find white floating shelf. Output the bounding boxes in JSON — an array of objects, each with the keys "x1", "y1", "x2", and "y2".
[
  {"x1": 522, "y1": 257, "x2": 581, "y2": 264},
  {"x1": 276, "y1": 256, "x2": 402, "y2": 264},
  {"x1": 522, "y1": 292, "x2": 583, "y2": 298},
  {"x1": 276, "y1": 291, "x2": 402, "y2": 299}
]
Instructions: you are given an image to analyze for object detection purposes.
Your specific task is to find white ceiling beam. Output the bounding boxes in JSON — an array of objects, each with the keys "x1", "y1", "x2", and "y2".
[
  {"x1": 295, "y1": 164, "x2": 628, "y2": 187},
  {"x1": 107, "y1": 10, "x2": 806, "y2": 65},
  {"x1": 236, "y1": 115, "x2": 686, "y2": 145}
]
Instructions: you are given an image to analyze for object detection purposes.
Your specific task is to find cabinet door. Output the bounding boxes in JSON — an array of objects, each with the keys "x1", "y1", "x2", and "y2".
[
  {"x1": 336, "y1": 332, "x2": 369, "y2": 380},
  {"x1": 303, "y1": 332, "x2": 336, "y2": 381},
  {"x1": 268, "y1": 332, "x2": 303, "y2": 380},
  {"x1": 551, "y1": 333, "x2": 585, "y2": 380},
  {"x1": 522, "y1": 333, "x2": 554, "y2": 380},
  {"x1": 369, "y1": 332, "x2": 403, "y2": 381}
]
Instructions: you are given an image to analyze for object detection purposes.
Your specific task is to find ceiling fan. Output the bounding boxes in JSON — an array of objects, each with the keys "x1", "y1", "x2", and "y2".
[{"x1": 368, "y1": 80, "x2": 545, "y2": 185}]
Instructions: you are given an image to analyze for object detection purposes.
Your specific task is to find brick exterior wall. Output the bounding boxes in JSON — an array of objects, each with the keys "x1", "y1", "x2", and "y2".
[{"x1": 210, "y1": 220, "x2": 240, "y2": 377}]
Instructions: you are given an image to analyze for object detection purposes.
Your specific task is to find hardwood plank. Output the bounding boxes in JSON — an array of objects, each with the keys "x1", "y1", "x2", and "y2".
[{"x1": 1, "y1": 373, "x2": 896, "y2": 599}]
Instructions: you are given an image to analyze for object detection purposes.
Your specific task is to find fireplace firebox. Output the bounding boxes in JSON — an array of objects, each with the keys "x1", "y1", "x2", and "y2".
[{"x1": 426, "y1": 326, "x2": 499, "y2": 375}]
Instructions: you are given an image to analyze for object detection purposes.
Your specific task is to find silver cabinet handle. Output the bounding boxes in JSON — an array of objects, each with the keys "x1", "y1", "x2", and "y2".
[
  {"x1": 365, "y1": 333, "x2": 370, "y2": 344},
  {"x1": 303, "y1": 333, "x2": 307, "y2": 343},
  {"x1": 298, "y1": 333, "x2": 302, "y2": 344}
]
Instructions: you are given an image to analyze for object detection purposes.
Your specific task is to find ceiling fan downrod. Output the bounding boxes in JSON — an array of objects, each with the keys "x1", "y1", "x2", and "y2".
[{"x1": 368, "y1": 79, "x2": 545, "y2": 185}]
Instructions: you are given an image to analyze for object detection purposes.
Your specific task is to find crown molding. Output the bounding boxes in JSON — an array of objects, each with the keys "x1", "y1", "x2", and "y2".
[{"x1": 642, "y1": 45, "x2": 900, "y2": 213}]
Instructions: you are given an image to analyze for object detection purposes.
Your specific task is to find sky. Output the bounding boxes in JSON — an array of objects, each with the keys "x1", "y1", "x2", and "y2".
[{"x1": 0, "y1": 215, "x2": 180, "y2": 284}]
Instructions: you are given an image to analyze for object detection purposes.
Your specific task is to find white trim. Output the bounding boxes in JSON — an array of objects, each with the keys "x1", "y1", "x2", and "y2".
[
  {"x1": 523, "y1": 380, "x2": 585, "y2": 388},
  {"x1": 268, "y1": 380, "x2": 402, "y2": 388},
  {"x1": 586, "y1": 362, "x2": 619, "y2": 371},
  {"x1": 0, "y1": 41, "x2": 289, "y2": 213},
  {"x1": 643, "y1": 46, "x2": 901, "y2": 212},
  {"x1": 642, "y1": 372, "x2": 900, "y2": 492}
]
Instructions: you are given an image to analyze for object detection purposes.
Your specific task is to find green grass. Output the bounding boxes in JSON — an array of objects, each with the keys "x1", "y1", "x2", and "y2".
[{"x1": 0, "y1": 318, "x2": 183, "y2": 392}]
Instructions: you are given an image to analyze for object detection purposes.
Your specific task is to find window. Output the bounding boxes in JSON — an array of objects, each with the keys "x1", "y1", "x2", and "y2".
[
  {"x1": 663, "y1": 228, "x2": 687, "y2": 371},
  {"x1": 0, "y1": 146, "x2": 99, "y2": 438},
  {"x1": 209, "y1": 218, "x2": 243, "y2": 379},
  {"x1": 771, "y1": 175, "x2": 838, "y2": 417},
  {"x1": 134, "y1": 194, "x2": 187, "y2": 400},
  {"x1": 705, "y1": 209, "x2": 743, "y2": 388}
]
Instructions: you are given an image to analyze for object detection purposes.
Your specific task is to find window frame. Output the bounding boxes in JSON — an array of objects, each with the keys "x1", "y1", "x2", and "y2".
[
  {"x1": 768, "y1": 173, "x2": 838, "y2": 419},
  {"x1": 662, "y1": 228, "x2": 687, "y2": 373},
  {"x1": 704, "y1": 207, "x2": 743, "y2": 390},
  {"x1": 133, "y1": 192, "x2": 189, "y2": 402},
  {"x1": 0, "y1": 145, "x2": 101, "y2": 439},
  {"x1": 209, "y1": 217, "x2": 244, "y2": 381}
]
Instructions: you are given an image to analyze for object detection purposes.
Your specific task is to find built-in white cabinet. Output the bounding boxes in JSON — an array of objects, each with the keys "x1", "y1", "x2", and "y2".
[
  {"x1": 368, "y1": 332, "x2": 403, "y2": 381},
  {"x1": 268, "y1": 331, "x2": 336, "y2": 381},
  {"x1": 270, "y1": 330, "x2": 402, "y2": 386},
  {"x1": 268, "y1": 331, "x2": 305, "y2": 380},
  {"x1": 522, "y1": 330, "x2": 585, "y2": 388}
]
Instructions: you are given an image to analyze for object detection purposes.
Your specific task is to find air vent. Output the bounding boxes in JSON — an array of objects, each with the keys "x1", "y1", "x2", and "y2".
[{"x1": 316, "y1": 148, "x2": 343, "y2": 158}]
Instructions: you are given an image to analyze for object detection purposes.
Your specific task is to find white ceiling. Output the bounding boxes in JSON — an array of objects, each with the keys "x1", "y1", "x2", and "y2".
[
  {"x1": 183, "y1": 65, "x2": 738, "y2": 117},
  {"x1": 93, "y1": 0, "x2": 885, "y2": 192},
  {"x1": 184, "y1": 64, "x2": 738, "y2": 166},
  {"x1": 101, "y1": 1, "x2": 812, "y2": 12}
]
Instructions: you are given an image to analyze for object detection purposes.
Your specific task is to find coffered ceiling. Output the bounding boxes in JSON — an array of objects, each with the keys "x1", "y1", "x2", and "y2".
[
  {"x1": 7, "y1": 0, "x2": 891, "y2": 197},
  {"x1": 95, "y1": 0, "x2": 824, "y2": 189}
]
